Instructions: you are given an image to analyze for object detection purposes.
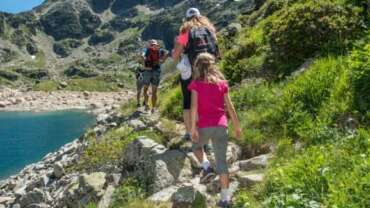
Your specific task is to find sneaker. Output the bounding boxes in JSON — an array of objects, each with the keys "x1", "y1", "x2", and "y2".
[
  {"x1": 200, "y1": 167, "x2": 216, "y2": 184},
  {"x1": 182, "y1": 133, "x2": 191, "y2": 141},
  {"x1": 136, "y1": 103, "x2": 141, "y2": 108},
  {"x1": 151, "y1": 108, "x2": 156, "y2": 114},
  {"x1": 217, "y1": 200, "x2": 233, "y2": 208},
  {"x1": 144, "y1": 105, "x2": 150, "y2": 111}
]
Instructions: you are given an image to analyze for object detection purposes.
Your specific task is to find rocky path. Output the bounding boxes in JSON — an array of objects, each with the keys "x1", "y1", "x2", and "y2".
[
  {"x1": 0, "y1": 106, "x2": 273, "y2": 208},
  {"x1": 0, "y1": 87, "x2": 134, "y2": 114}
]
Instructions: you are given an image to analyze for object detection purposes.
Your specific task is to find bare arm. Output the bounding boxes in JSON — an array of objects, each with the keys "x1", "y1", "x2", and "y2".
[
  {"x1": 172, "y1": 42, "x2": 184, "y2": 63},
  {"x1": 190, "y1": 90, "x2": 199, "y2": 141},
  {"x1": 225, "y1": 93, "x2": 241, "y2": 139}
]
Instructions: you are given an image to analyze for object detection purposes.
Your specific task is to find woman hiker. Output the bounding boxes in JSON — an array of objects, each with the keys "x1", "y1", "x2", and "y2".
[{"x1": 172, "y1": 8, "x2": 220, "y2": 141}]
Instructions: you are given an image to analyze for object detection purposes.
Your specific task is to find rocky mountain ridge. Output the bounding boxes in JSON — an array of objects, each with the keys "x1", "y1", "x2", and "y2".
[{"x1": 0, "y1": 0, "x2": 259, "y2": 87}]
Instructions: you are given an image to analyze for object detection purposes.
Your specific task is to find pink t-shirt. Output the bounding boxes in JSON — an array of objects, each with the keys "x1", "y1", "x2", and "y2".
[
  {"x1": 177, "y1": 32, "x2": 189, "y2": 47},
  {"x1": 188, "y1": 80, "x2": 229, "y2": 128}
]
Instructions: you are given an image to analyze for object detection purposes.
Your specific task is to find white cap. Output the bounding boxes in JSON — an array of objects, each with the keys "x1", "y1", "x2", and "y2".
[{"x1": 186, "y1": 8, "x2": 201, "y2": 19}]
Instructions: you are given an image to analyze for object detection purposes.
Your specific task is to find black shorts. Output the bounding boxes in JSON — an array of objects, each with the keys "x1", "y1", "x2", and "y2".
[{"x1": 181, "y1": 77, "x2": 192, "y2": 110}]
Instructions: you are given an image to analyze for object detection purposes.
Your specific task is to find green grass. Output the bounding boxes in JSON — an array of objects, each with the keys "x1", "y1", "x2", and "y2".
[
  {"x1": 33, "y1": 80, "x2": 59, "y2": 91},
  {"x1": 73, "y1": 125, "x2": 166, "y2": 172},
  {"x1": 33, "y1": 73, "x2": 133, "y2": 92}
]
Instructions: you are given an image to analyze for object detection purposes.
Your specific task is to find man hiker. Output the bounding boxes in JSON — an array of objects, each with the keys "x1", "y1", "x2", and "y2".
[{"x1": 141, "y1": 39, "x2": 168, "y2": 113}]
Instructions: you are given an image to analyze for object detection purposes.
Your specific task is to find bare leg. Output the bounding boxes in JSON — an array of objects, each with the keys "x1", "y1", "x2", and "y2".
[
  {"x1": 183, "y1": 109, "x2": 191, "y2": 133},
  {"x1": 194, "y1": 147, "x2": 205, "y2": 163},
  {"x1": 143, "y1": 85, "x2": 150, "y2": 110},
  {"x1": 219, "y1": 174, "x2": 230, "y2": 189},
  {"x1": 136, "y1": 88, "x2": 142, "y2": 106},
  {"x1": 151, "y1": 85, "x2": 158, "y2": 110}
]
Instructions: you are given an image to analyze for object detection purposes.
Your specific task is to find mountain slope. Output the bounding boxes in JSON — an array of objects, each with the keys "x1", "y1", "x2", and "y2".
[{"x1": 0, "y1": 0, "x2": 258, "y2": 89}]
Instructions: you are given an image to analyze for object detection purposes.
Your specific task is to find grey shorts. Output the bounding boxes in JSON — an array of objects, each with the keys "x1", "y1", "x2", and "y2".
[
  {"x1": 142, "y1": 69, "x2": 161, "y2": 86},
  {"x1": 192, "y1": 127, "x2": 229, "y2": 174}
]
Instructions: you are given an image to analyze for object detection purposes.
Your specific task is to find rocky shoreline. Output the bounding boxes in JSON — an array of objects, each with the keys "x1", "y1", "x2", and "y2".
[{"x1": 0, "y1": 88, "x2": 134, "y2": 115}]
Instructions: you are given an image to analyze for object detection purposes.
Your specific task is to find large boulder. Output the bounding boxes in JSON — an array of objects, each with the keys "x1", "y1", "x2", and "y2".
[
  {"x1": 171, "y1": 186, "x2": 207, "y2": 208},
  {"x1": 122, "y1": 138, "x2": 193, "y2": 192},
  {"x1": 19, "y1": 188, "x2": 45, "y2": 207}
]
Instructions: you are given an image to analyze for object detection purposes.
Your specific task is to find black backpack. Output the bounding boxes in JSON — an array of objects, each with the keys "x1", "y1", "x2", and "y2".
[{"x1": 185, "y1": 27, "x2": 219, "y2": 66}]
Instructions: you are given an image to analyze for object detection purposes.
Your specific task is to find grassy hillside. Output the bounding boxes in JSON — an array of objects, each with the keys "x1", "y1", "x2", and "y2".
[{"x1": 160, "y1": 0, "x2": 370, "y2": 207}]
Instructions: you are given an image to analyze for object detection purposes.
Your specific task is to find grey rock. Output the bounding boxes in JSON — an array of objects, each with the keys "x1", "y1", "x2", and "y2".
[
  {"x1": 127, "y1": 119, "x2": 146, "y2": 130},
  {"x1": 148, "y1": 185, "x2": 179, "y2": 203},
  {"x1": 0, "y1": 204, "x2": 5, "y2": 208},
  {"x1": 12, "y1": 204, "x2": 21, "y2": 208},
  {"x1": 239, "y1": 154, "x2": 272, "y2": 171},
  {"x1": 97, "y1": 114, "x2": 110, "y2": 124},
  {"x1": 19, "y1": 188, "x2": 45, "y2": 207},
  {"x1": 26, "y1": 203, "x2": 50, "y2": 208},
  {"x1": 236, "y1": 172, "x2": 264, "y2": 188},
  {"x1": 106, "y1": 174, "x2": 121, "y2": 186},
  {"x1": 122, "y1": 137, "x2": 166, "y2": 167},
  {"x1": 0, "y1": 102, "x2": 7, "y2": 108},
  {"x1": 0, "y1": 196, "x2": 15, "y2": 204},
  {"x1": 226, "y1": 142, "x2": 242, "y2": 164},
  {"x1": 79, "y1": 172, "x2": 107, "y2": 197},
  {"x1": 53, "y1": 162, "x2": 65, "y2": 179},
  {"x1": 98, "y1": 185, "x2": 115, "y2": 208},
  {"x1": 171, "y1": 186, "x2": 206, "y2": 208}
]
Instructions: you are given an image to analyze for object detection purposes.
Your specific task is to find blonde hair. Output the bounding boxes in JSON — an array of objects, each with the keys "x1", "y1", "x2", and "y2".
[
  {"x1": 193, "y1": 53, "x2": 225, "y2": 84},
  {"x1": 180, "y1": 16, "x2": 216, "y2": 34}
]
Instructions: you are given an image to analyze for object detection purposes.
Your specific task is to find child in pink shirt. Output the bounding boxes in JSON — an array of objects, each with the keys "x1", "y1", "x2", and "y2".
[{"x1": 189, "y1": 53, "x2": 241, "y2": 207}]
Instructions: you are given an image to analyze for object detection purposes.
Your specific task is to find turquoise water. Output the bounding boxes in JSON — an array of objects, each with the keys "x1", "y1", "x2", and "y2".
[{"x1": 0, "y1": 111, "x2": 96, "y2": 179}]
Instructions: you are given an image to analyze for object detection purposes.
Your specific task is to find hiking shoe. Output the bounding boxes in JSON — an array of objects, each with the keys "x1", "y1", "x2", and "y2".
[
  {"x1": 217, "y1": 200, "x2": 233, "y2": 208},
  {"x1": 144, "y1": 105, "x2": 150, "y2": 111},
  {"x1": 204, "y1": 144, "x2": 213, "y2": 154},
  {"x1": 136, "y1": 103, "x2": 141, "y2": 108},
  {"x1": 151, "y1": 108, "x2": 156, "y2": 114},
  {"x1": 182, "y1": 133, "x2": 191, "y2": 141},
  {"x1": 200, "y1": 167, "x2": 216, "y2": 184}
]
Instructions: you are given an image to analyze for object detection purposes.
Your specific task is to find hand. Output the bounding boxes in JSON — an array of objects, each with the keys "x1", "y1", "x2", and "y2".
[
  {"x1": 191, "y1": 129, "x2": 199, "y2": 143},
  {"x1": 234, "y1": 127, "x2": 242, "y2": 140}
]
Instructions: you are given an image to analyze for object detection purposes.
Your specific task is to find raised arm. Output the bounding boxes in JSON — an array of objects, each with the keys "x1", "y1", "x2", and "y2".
[{"x1": 225, "y1": 93, "x2": 241, "y2": 139}]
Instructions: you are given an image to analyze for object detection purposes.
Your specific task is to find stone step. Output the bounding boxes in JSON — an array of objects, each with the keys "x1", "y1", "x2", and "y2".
[
  {"x1": 236, "y1": 171, "x2": 265, "y2": 188},
  {"x1": 238, "y1": 154, "x2": 272, "y2": 172}
]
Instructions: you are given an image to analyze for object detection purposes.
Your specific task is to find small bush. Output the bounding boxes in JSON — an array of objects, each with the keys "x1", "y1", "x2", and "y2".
[
  {"x1": 159, "y1": 85, "x2": 183, "y2": 121},
  {"x1": 348, "y1": 43, "x2": 370, "y2": 114},
  {"x1": 265, "y1": 0, "x2": 363, "y2": 75}
]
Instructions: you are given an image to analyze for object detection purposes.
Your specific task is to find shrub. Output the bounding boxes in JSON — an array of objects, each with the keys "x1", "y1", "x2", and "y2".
[
  {"x1": 262, "y1": 129, "x2": 370, "y2": 208},
  {"x1": 159, "y1": 85, "x2": 183, "y2": 121},
  {"x1": 348, "y1": 43, "x2": 370, "y2": 114},
  {"x1": 281, "y1": 57, "x2": 345, "y2": 139},
  {"x1": 265, "y1": 0, "x2": 363, "y2": 75},
  {"x1": 0, "y1": 70, "x2": 19, "y2": 81}
]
